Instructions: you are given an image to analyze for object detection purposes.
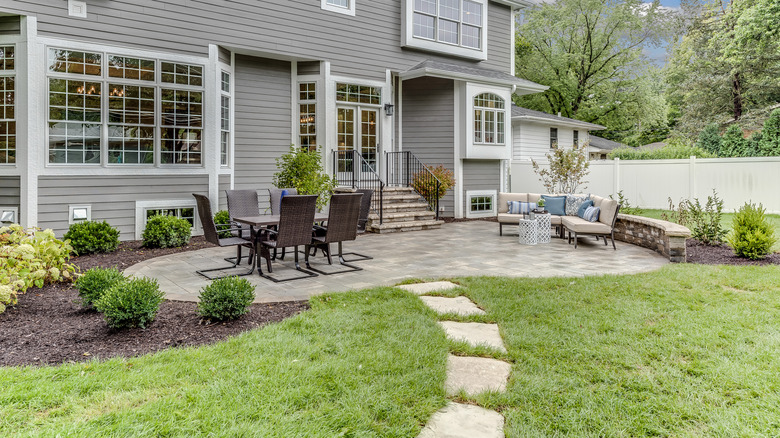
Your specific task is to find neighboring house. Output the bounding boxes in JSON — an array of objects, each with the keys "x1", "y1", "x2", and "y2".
[
  {"x1": 637, "y1": 141, "x2": 667, "y2": 152},
  {"x1": 0, "y1": 0, "x2": 549, "y2": 238},
  {"x1": 588, "y1": 135, "x2": 627, "y2": 160},
  {"x1": 510, "y1": 105, "x2": 605, "y2": 160}
]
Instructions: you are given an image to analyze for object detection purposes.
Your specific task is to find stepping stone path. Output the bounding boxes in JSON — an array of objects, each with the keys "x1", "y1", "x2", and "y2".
[{"x1": 398, "y1": 281, "x2": 511, "y2": 438}]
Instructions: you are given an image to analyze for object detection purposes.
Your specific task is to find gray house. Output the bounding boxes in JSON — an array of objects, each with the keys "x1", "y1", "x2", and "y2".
[{"x1": 0, "y1": 0, "x2": 546, "y2": 239}]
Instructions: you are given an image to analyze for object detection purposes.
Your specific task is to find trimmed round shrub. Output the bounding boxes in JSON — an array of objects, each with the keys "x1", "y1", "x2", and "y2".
[
  {"x1": 95, "y1": 277, "x2": 165, "y2": 329},
  {"x1": 75, "y1": 267, "x2": 126, "y2": 308},
  {"x1": 727, "y1": 203, "x2": 777, "y2": 260},
  {"x1": 214, "y1": 210, "x2": 232, "y2": 238},
  {"x1": 64, "y1": 220, "x2": 120, "y2": 255},
  {"x1": 197, "y1": 276, "x2": 256, "y2": 321},
  {"x1": 142, "y1": 215, "x2": 191, "y2": 248}
]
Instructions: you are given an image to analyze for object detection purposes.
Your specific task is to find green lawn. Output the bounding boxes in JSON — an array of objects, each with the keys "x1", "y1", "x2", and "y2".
[{"x1": 3, "y1": 265, "x2": 780, "y2": 436}]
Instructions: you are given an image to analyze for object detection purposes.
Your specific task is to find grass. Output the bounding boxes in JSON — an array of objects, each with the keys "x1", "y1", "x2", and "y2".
[{"x1": 0, "y1": 288, "x2": 449, "y2": 437}]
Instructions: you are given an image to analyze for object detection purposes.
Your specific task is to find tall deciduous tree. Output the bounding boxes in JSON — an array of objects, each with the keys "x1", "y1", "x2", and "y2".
[{"x1": 514, "y1": 0, "x2": 669, "y2": 143}]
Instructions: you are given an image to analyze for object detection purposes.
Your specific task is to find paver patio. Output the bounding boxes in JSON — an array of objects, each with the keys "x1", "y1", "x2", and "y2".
[{"x1": 125, "y1": 221, "x2": 668, "y2": 303}]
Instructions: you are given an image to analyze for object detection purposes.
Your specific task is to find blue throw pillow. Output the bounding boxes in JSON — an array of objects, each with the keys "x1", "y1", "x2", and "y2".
[
  {"x1": 541, "y1": 195, "x2": 566, "y2": 216},
  {"x1": 278, "y1": 189, "x2": 288, "y2": 212},
  {"x1": 577, "y1": 199, "x2": 594, "y2": 219},
  {"x1": 583, "y1": 206, "x2": 600, "y2": 222},
  {"x1": 508, "y1": 201, "x2": 535, "y2": 215}
]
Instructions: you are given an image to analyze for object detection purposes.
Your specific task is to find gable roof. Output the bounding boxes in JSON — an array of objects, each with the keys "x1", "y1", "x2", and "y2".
[
  {"x1": 589, "y1": 135, "x2": 626, "y2": 151},
  {"x1": 400, "y1": 60, "x2": 548, "y2": 94},
  {"x1": 511, "y1": 105, "x2": 605, "y2": 130}
]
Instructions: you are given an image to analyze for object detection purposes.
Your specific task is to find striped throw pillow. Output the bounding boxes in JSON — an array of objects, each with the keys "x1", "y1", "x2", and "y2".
[
  {"x1": 583, "y1": 206, "x2": 600, "y2": 222},
  {"x1": 508, "y1": 201, "x2": 535, "y2": 215}
]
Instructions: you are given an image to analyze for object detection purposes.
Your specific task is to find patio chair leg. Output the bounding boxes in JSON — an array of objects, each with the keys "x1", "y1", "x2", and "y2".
[
  {"x1": 258, "y1": 245, "x2": 317, "y2": 282},
  {"x1": 197, "y1": 246, "x2": 255, "y2": 280},
  {"x1": 307, "y1": 242, "x2": 362, "y2": 275},
  {"x1": 611, "y1": 233, "x2": 617, "y2": 250},
  {"x1": 574, "y1": 232, "x2": 578, "y2": 249},
  {"x1": 603, "y1": 236, "x2": 608, "y2": 245}
]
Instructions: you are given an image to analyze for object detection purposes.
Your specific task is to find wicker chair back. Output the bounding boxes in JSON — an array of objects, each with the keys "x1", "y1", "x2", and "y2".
[
  {"x1": 275, "y1": 195, "x2": 318, "y2": 248},
  {"x1": 322, "y1": 193, "x2": 362, "y2": 244},
  {"x1": 355, "y1": 189, "x2": 373, "y2": 233},
  {"x1": 269, "y1": 187, "x2": 298, "y2": 215},
  {"x1": 193, "y1": 193, "x2": 220, "y2": 245},
  {"x1": 226, "y1": 190, "x2": 259, "y2": 238}
]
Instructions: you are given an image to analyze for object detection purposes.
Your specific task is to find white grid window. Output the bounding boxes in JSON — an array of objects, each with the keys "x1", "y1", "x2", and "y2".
[
  {"x1": 107, "y1": 84, "x2": 155, "y2": 164},
  {"x1": 0, "y1": 46, "x2": 15, "y2": 164},
  {"x1": 161, "y1": 62, "x2": 203, "y2": 86},
  {"x1": 146, "y1": 207, "x2": 195, "y2": 227},
  {"x1": 160, "y1": 89, "x2": 202, "y2": 164},
  {"x1": 573, "y1": 130, "x2": 579, "y2": 146},
  {"x1": 466, "y1": 190, "x2": 496, "y2": 218},
  {"x1": 48, "y1": 78, "x2": 102, "y2": 164},
  {"x1": 413, "y1": 0, "x2": 482, "y2": 49},
  {"x1": 336, "y1": 83, "x2": 381, "y2": 104},
  {"x1": 473, "y1": 93, "x2": 505, "y2": 145},
  {"x1": 48, "y1": 49, "x2": 101, "y2": 76},
  {"x1": 108, "y1": 55, "x2": 155, "y2": 81},
  {"x1": 327, "y1": 0, "x2": 349, "y2": 7},
  {"x1": 299, "y1": 82, "x2": 316, "y2": 151},
  {"x1": 220, "y1": 71, "x2": 231, "y2": 166}
]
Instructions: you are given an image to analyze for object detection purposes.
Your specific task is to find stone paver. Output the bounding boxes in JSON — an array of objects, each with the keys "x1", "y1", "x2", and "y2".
[
  {"x1": 419, "y1": 296, "x2": 485, "y2": 315},
  {"x1": 439, "y1": 321, "x2": 507, "y2": 352},
  {"x1": 125, "y1": 221, "x2": 668, "y2": 303},
  {"x1": 445, "y1": 354, "x2": 511, "y2": 396},
  {"x1": 417, "y1": 402, "x2": 504, "y2": 438},
  {"x1": 398, "y1": 281, "x2": 461, "y2": 295}
]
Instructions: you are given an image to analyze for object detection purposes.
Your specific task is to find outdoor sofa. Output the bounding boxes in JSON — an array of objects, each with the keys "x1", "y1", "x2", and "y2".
[{"x1": 497, "y1": 192, "x2": 621, "y2": 249}]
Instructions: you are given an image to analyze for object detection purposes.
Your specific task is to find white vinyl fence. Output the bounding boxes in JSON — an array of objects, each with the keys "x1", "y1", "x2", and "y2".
[{"x1": 510, "y1": 157, "x2": 780, "y2": 213}]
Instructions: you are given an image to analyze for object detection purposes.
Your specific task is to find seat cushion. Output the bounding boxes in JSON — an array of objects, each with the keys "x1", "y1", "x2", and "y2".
[
  {"x1": 561, "y1": 217, "x2": 612, "y2": 234},
  {"x1": 497, "y1": 193, "x2": 528, "y2": 213},
  {"x1": 541, "y1": 195, "x2": 566, "y2": 216},
  {"x1": 497, "y1": 213, "x2": 523, "y2": 224},
  {"x1": 598, "y1": 198, "x2": 619, "y2": 226}
]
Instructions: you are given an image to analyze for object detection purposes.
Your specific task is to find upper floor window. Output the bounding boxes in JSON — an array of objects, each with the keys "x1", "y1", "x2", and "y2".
[
  {"x1": 473, "y1": 93, "x2": 504, "y2": 145},
  {"x1": 573, "y1": 130, "x2": 579, "y2": 146},
  {"x1": 0, "y1": 45, "x2": 15, "y2": 165},
  {"x1": 322, "y1": 0, "x2": 355, "y2": 16},
  {"x1": 404, "y1": 0, "x2": 486, "y2": 60},
  {"x1": 550, "y1": 127, "x2": 558, "y2": 149}
]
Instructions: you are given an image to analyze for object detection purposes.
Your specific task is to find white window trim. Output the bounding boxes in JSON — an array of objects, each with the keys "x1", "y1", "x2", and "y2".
[
  {"x1": 321, "y1": 0, "x2": 356, "y2": 16},
  {"x1": 473, "y1": 93, "x2": 506, "y2": 146},
  {"x1": 465, "y1": 189, "x2": 496, "y2": 218},
  {"x1": 0, "y1": 206, "x2": 18, "y2": 224},
  {"x1": 402, "y1": 0, "x2": 488, "y2": 61},
  {"x1": 134, "y1": 199, "x2": 200, "y2": 240},
  {"x1": 464, "y1": 83, "x2": 511, "y2": 160},
  {"x1": 68, "y1": 204, "x2": 91, "y2": 224},
  {"x1": 219, "y1": 67, "x2": 232, "y2": 167}
]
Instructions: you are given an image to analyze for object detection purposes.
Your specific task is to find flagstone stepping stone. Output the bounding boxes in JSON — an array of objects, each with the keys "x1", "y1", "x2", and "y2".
[
  {"x1": 397, "y1": 281, "x2": 460, "y2": 295},
  {"x1": 417, "y1": 402, "x2": 504, "y2": 438},
  {"x1": 419, "y1": 296, "x2": 486, "y2": 316},
  {"x1": 445, "y1": 354, "x2": 511, "y2": 396},
  {"x1": 438, "y1": 321, "x2": 507, "y2": 352}
]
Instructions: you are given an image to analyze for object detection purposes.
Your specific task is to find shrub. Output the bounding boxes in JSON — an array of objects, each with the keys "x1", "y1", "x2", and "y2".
[
  {"x1": 64, "y1": 220, "x2": 120, "y2": 255},
  {"x1": 75, "y1": 267, "x2": 126, "y2": 308},
  {"x1": 662, "y1": 190, "x2": 726, "y2": 245},
  {"x1": 719, "y1": 125, "x2": 750, "y2": 157},
  {"x1": 272, "y1": 146, "x2": 337, "y2": 210},
  {"x1": 214, "y1": 210, "x2": 232, "y2": 238},
  {"x1": 142, "y1": 215, "x2": 191, "y2": 248},
  {"x1": 728, "y1": 203, "x2": 777, "y2": 260},
  {"x1": 696, "y1": 123, "x2": 722, "y2": 155},
  {"x1": 95, "y1": 277, "x2": 165, "y2": 329},
  {"x1": 608, "y1": 138, "x2": 714, "y2": 160},
  {"x1": 0, "y1": 225, "x2": 76, "y2": 313},
  {"x1": 411, "y1": 164, "x2": 456, "y2": 210},
  {"x1": 532, "y1": 143, "x2": 590, "y2": 193},
  {"x1": 610, "y1": 190, "x2": 643, "y2": 215},
  {"x1": 758, "y1": 108, "x2": 780, "y2": 156},
  {"x1": 197, "y1": 276, "x2": 256, "y2": 321}
]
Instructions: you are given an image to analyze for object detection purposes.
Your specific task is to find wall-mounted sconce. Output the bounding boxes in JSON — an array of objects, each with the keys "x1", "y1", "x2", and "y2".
[
  {"x1": 69, "y1": 205, "x2": 92, "y2": 224},
  {"x1": 0, "y1": 207, "x2": 17, "y2": 224},
  {"x1": 384, "y1": 103, "x2": 394, "y2": 116}
]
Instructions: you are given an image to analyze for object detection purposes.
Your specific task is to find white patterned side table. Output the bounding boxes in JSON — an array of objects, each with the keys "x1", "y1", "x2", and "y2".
[
  {"x1": 518, "y1": 217, "x2": 537, "y2": 245},
  {"x1": 535, "y1": 212, "x2": 552, "y2": 244}
]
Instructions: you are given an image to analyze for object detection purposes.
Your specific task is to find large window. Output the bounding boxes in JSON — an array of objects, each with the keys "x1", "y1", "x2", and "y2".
[
  {"x1": 0, "y1": 45, "x2": 15, "y2": 164},
  {"x1": 336, "y1": 83, "x2": 381, "y2": 171},
  {"x1": 473, "y1": 93, "x2": 505, "y2": 145},
  {"x1": 47, "y1": 48, "x2": 204, "y2": 165},
  {"x1": 413, "y1": 0, "x2": 482, "y2": 49},
  {"x1": 298, "y1": 82, "x2": 316, "y2": 151}
]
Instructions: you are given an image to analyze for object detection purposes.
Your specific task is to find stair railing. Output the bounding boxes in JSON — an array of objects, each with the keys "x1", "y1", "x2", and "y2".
[
  {"x1": 332, "y1": 149, "x2": 384, "y2": 224},
  {"x1": 385, "y1": 151, "x2": 441, "y2": 220}
]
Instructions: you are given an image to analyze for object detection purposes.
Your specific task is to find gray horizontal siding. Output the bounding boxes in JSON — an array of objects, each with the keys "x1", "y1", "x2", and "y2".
[
  {"x1": 0, "y1": 16, "x2": 20, "y2": 35},
  {"x1": 462, "y1": 159, "x2": 500, "y2": 216},
  {"x1": 0, "y1": 176, "x2": 21, "y2": 207},
  {"x1": 218, "y1": 174, "x2": 230, "y2": 211},
  {"x1": 37, "y1": 175, "x2": 208, "y2": 240},
  {"x1": 218, "y1": 46, "x2": 231, "y2": 65},
  {"x1": 233, "y1": 55, "x2": 291, "y2": 213},
  {"x1": 8, "y1": 1, "x2": 512, "y2": 81},
  {"x1": 297, "y1": 61, "x2": 320, "y2": 76},
  {"x1": 402, "y1": 77, "x2": 455, "y2": 216}
]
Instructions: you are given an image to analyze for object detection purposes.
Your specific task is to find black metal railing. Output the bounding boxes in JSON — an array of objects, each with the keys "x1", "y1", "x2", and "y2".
[
  {"x1": 385, "y1": 151, "x2": 442, "y2": 220},
  {"x1": 332, "y1": 150, "x2": 384, "y2": 224}
]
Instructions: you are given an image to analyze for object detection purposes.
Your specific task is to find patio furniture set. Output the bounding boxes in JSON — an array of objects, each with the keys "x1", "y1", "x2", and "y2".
[
  {"x1": 193, "y1": 188, "x2": 374, "y2": 283},
  {"x1": 497, "y1": 192, "x2": 621, "y2": 249}
]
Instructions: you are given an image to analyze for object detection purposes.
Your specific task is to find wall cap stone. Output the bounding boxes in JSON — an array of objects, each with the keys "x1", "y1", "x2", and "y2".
[{"x1": 617, "y1": 214, "x2": 691, "y2": 238}]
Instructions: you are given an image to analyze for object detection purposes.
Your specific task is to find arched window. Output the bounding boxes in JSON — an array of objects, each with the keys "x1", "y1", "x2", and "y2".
[{"x1": 473, "y1": 93, "x2": 504, "y2": 144}]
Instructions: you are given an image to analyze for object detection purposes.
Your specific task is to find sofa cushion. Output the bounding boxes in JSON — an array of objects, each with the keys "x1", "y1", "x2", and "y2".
[
  {"x1": 527, "y1": 193, "x2": 542, "y2": 204},
  {"x1": 508, "y1": 201, "x2": 535, "y2": 215},
  {"x1": 497, "y1": 213, "x2": 523, "y2": 224},
  {"x1": 565, "y1": 194, "x2": 590, "y2": 216},
  {"x1": 561, "y1": 216, "x2": 612, "y2": 234},
  {"x1": 497, "y1": 192, "x2": 527, "y2": 213},
  {"x1": 583, "y1": 206, "x2": 600, "y2": 222},
  {"x1": 598, "y1": 198, "x2": 619, "y2": 226},
  {"x1": 577, "y1": 199, "x2": 594, "y2": 218},
  {"x1": 541, "y1": 195, "x2": 566, "y2": 216}
]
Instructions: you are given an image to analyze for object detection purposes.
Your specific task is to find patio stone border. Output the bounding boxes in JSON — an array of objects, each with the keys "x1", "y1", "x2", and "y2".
[{"x1": 614, "y1": 214, "x2": 691, "y2": 263}]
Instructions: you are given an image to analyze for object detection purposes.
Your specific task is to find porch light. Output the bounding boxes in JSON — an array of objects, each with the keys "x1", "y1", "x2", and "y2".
[{"x1": 384, "y1": 103, "x2": 394, "y2": 116}]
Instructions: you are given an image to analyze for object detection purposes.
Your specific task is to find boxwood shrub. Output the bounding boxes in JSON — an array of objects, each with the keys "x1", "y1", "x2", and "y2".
[
  {"x1": 64, "y1": 220, "x2": 120, "y2": 255},
  {"x1": 95, "y1": 277, "x2": 165, "y2": 329},
  {"x1": 142, "y1": 215, "x2": 191, "y2": 248},
  {"x1": 197, "y1": 276, "x2": 256, "y2": 321},
  {"x1": 214, "y1": 210, "x2": 232, "y2": 238},
  {"x1": 75, "y1": 267, "x2": 126, "y2": 308}
]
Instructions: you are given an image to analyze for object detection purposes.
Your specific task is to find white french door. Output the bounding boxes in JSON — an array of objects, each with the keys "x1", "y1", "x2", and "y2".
[{"x1": 337, "y1": 105, "x2": 379, "y2": 177}]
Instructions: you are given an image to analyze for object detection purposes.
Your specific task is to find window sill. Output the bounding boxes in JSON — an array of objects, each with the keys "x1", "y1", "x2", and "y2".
[{"x1": 402, "y1": 37, "x2": 487, "y2": 61}]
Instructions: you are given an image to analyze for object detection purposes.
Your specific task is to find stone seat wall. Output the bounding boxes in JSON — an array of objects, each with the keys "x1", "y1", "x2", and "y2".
[{"x1": 613, "y1": 214, "x2": 691, "y2": 263}]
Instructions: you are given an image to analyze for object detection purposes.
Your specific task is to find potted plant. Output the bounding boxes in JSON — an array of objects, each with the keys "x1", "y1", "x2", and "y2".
[{"x1": 535, "y1": 198, "x2": 547, "y2": 213}]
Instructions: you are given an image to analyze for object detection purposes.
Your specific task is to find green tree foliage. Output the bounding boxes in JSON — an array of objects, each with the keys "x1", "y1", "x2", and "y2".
[
  {"x1": 719, "y1": 125, "x2": 749, "y2": 157},
  {"x1": 514, "y1": 0, "x2": 670, "y2": 143},
  {"x1": 608, "y1": 138, "x2": 713, "y2": 160},
  {"x1": 531, "y1": 144, "x2": 590, "y2": 194},
  {"x1": 273, "y1": 146, "x2": 336, "y2": 210},
  {"x1": 695, "y1": 123, "x2": 722, "y2": 155},
  {"x1": 758, "y1": 109, "x2": 780, "y2": 156}
]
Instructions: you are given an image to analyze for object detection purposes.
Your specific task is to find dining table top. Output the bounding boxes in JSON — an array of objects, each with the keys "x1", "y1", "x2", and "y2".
[{"x1": 232, "y1": 212, "x2": 329, "y2": 227}]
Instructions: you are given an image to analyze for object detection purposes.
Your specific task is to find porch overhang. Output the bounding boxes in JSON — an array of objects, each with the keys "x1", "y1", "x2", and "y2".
[{"x1": 400, "y1": 60, "x2": 548, "y2": 95}]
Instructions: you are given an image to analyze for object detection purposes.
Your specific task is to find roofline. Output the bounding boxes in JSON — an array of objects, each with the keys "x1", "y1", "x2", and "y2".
[
  {"x1": 491, "y1": 0, "x2": 535, "y2": 9},
  {"x1": 399, "y1": 67, "x2": 549, "y2": 92},
  {"x1": 512, "y1": 115, "x2": 606, "y2": 130}
]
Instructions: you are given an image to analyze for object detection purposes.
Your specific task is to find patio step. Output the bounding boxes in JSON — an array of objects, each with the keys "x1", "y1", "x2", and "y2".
[
  {"x1": 367, "y1": 218, "x2": 444, "y2": 233},
  {"x1": 369, "y1": 210, "x2": 436, "y2": 223},
  {"x1": 379, "y1": 202, "x2": 432, "y2": 213}
]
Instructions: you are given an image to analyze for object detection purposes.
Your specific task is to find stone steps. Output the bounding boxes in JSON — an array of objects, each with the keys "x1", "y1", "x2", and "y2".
[
  {"x1": 367, "y1": 218, "x2": 444, "y2": 233},
  {"x1": 366, "y1": 185, "x2": 443, "y2": 233},
  {"x1": 368, "y1": 210, "x2": 436, "y2": 223}
]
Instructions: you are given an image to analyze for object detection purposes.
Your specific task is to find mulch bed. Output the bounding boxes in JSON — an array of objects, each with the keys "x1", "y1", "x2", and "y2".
[
  {"x1": 685, "y1": 240, "x2": 780, "y2": 266},
  {"x1": 0, "y1": 237, "x2": 309, "y2": 367}
]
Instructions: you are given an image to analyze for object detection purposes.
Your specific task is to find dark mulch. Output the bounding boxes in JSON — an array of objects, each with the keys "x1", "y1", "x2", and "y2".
[
  {"x1": 685, "y1": 240, "x2": 780, "y2": 266},
  {"x1": 441, "y1": 216, "x2": 497, "y2": 223},
  {"x1": 1, "y1": 237, "x2": 309, "y2": 367}
]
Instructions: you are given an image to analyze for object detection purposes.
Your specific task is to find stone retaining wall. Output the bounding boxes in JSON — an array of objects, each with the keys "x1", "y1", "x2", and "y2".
[{"x1": 613, "y1": 214, "x2": 691, "y2": 263}]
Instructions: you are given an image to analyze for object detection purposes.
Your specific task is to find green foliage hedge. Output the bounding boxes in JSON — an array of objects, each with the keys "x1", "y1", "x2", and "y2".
[
  {"x1": 64, "y1": 220, "x2": 120, "y2": 255},
  {"x1": 75, "y1": 267, "x2": 126, "y2": 309},
  {"x1": 728, "y1": 203, "x2": 777, "y2": 260},
  {"x1": 197, "y1": 276, "x2": 256, "y2": 321},
  {"x1": 608, "y1": 141, "x2": 714, "y2": 160},
  {"x1": 95, "y1": 277, "x2": 165, "y2": 329},
  {"x1": 214, "y1": 210, "x2": 232, "y2": 239},
  {"x1": 142, "y1": 215, "x2": 191, "y2": 248}
]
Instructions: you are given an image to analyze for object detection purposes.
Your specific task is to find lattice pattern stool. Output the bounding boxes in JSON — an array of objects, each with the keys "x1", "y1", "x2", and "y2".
[
  {"x1": 535, "y1": 213, "x2": 552, "y2": 244},
  {"x1": 518, "y1": 217, "x2": 537, "y2": 245}
]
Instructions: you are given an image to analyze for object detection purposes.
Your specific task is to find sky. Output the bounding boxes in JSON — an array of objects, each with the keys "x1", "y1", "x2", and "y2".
[{"x1": 646, "y1": 0, "x2": 682, "y2": 65}]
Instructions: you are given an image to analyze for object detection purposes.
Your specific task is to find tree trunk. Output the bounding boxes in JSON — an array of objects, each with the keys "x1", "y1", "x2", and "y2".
[{"x1": 732, "y1": 71, "x2": 743, "y2": 120}]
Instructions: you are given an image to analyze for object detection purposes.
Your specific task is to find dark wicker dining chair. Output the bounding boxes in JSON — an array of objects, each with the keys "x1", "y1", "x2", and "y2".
[
  {"x1": 192, "y1": 194, "x2": 255, "y2": 280},
  {"x1": 307, "y1": 192, "x2": 363, "y2": 275},
  {"x1": 225, "y1": 189, "x2": 260, "y2": 265},
  {"x1": 268, "y1": 187, "x2": 298, "y2": 215},
  {"x1": 255, "y1": 194, "x2": 319, "y2": 282},
  {"x1": 341, "y1": 188, "x2": 374, "y2": 262}
]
